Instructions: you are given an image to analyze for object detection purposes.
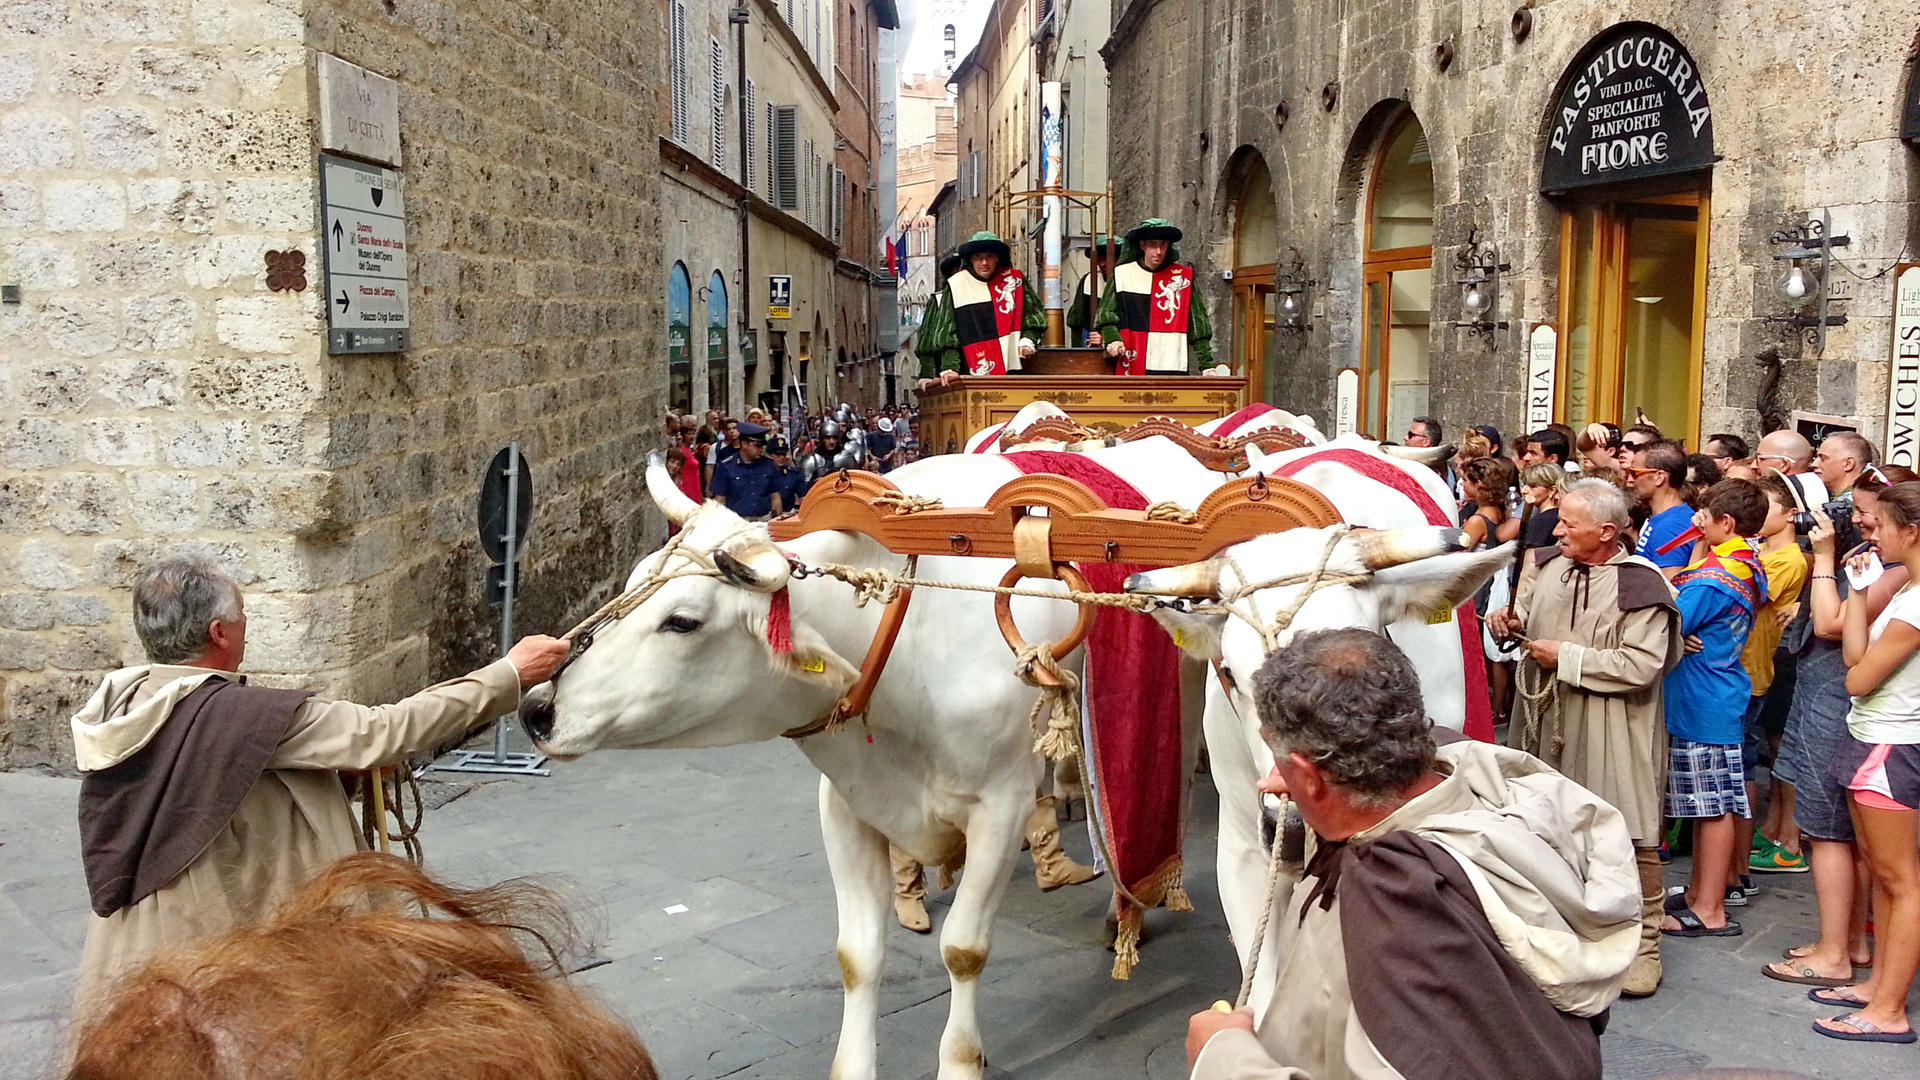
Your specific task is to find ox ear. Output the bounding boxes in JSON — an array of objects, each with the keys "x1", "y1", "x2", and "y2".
[
  {"x1": 1146, "y1": 607, "x2": 1228, "y2": 662},
  {"x1": 1368, "y1": 543, "x2": 1515, "y2": 627},
  {"x1": 772, "y1": 620, "x2": 861, "y2": 691}
]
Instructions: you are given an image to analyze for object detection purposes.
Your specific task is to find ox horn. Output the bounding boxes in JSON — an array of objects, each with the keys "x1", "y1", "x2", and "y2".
[
  {"x1": 1124, "y1": 558, "x2": 1225, "y2": 598},
  {"x1": 1378, "y1": 443, "x2": 1454, "y2": 467},
  {"x1": 1345, "y1": 526, "x2": 1469, "y2": 570},
  {"x1": 714, "y1": 534, "x2": 792, "y2": 593},
  {"x1": 646, "y1": 451, "x2": 701, "y2": 526}
]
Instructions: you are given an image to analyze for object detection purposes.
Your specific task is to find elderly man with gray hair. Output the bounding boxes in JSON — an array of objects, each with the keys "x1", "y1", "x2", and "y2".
[
  {"x1": 1185, "y1": 628, "x2": 1638, "y2": 1080},
  {"x1": 68, "y1": 554, "x2": 570, "y2": 1012},
  {"x1": 1491, "y1": 478, "x2": 1682, "y2": 999}
]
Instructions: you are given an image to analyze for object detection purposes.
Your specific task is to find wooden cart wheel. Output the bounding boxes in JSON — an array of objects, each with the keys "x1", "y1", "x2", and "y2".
[{"x1": 993, "y1": 563, "x2": 1096, "y2": 685}]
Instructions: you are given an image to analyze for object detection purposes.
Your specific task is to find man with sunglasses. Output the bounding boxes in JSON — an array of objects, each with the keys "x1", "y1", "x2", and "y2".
[
  {"x1": 1755, "y1": 429, "x2": 1828, "y2": 507},
  {"x1": 1630, "y1": 440, "x2": 1695, "y2": 581}
]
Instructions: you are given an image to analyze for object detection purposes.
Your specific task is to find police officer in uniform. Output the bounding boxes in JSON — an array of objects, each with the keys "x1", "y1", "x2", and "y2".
[
  {"x1": 709, "y1": 422, "x2": 779, "y2": 521},
  {"x1": 768, "y1": 437, "x2": 807, "y2": 516}
]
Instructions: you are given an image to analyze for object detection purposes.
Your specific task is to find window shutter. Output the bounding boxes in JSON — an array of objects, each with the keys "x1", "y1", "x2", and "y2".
[
  {"x1": 710, "y1": 37, "x2": 726, "y2": 169},
  {"x1": 832, "y1": 166, "x2": 845, "y2": 245},
  {"x1": 744, "y1": 79, "x2": 756, "y2": 189},
  {"x1": 774, "y1": 106, "x2": 798, "y2": 211},
  {"x1": 670, "y1": 0, "x2": 688, "y2": 143},
  {"x1": 765, "y1": 101, "x2": 776, "y2": 199}
]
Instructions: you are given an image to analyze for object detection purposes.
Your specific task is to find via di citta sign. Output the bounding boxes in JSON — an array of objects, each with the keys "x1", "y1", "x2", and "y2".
[
  {"x1": 320, "y1": 154, "x2": 409, "y2": 354},
  {"x1": 1542, "y1": 24, "x2": 1715, "y2": 193},
  {"x1": 317, "y1": 54, "x2": 402, "y2": 167}
]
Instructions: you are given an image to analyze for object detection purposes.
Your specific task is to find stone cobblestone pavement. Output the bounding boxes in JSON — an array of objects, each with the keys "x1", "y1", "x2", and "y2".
[{"x1": 3, "y1": 739, "x2": 1915, "y2": 1079}]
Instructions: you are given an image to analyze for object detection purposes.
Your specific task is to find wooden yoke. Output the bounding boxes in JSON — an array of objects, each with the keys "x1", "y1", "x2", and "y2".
[
  {"x1": 1000, "y1": 414, "x2": 1313, "y2": 473},
  {"x1": 769, "y1": 468, "x2": 1342, "y2": 568},
  {"x1": 769, "y1": 467, "x2": 1342, "y2": 713}
]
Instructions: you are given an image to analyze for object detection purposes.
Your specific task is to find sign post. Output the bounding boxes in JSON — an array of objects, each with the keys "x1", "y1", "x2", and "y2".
[{"x1": 429, "y1": 444, "x2": 549, "y2": 776}]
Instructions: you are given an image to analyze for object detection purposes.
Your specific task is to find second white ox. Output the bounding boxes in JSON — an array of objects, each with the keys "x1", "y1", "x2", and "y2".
[{"x1": 518, "y1": 439, "x2": 1506, "y2": 1079}]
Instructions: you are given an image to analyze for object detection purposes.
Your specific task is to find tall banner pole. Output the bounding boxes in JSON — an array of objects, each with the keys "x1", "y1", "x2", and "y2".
[{"x1": 1041, "y1": 81, "x2": 1064, "y2": 347}]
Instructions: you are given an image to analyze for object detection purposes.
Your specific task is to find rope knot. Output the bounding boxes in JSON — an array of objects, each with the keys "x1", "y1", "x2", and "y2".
[
  {"x1": 1144, "y1": 500, "x2": 1198, "y2": 524},
  {"x1": 872, "y1": 491, "x2": 946, "y2": 515}
]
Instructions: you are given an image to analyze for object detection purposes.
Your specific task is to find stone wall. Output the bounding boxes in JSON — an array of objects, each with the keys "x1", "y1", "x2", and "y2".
[
  {"x1": 0, "y1": 0, "x2": 667, "y2": 770},
  {"x1": 1103, "y1": 0, "x2": 1920, "y2": 446}
]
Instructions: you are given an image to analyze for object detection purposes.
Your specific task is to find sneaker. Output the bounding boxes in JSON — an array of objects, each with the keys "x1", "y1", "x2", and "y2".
[
  {"x1": 1669, "y1": 883, "x2": 1748, "y2": 907},
  {"x1": 1751, "y1": 838, "x2": 1811, "y2": 873},
  {"x1": 1739, "y1": 874, "x2": 1763, "y2": 897}
]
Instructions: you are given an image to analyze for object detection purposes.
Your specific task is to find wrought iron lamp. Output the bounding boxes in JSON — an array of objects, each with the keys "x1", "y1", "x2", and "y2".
[
  {"x1": 1453, "y1": 231, "x2": 1509, "y2": 337},
  {"x1": 1769, "y1": 210, "x2": 1849, "y2": 355},
  {"x1": 1276, "y1": 250, "x2": 1316, "y2": 331}
]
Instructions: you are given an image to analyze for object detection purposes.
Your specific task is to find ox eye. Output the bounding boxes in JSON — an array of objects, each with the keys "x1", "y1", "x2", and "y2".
[{"x1": 660, "y1": 614, "x2": 702, "y2": 634}]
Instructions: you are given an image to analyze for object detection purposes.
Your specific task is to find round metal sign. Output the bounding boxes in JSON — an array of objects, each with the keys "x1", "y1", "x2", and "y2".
[{"x1": 477, "y1": 446, "x2": 533, "y2": 562}]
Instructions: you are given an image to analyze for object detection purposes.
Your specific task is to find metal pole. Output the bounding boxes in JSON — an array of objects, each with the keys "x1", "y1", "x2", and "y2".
[{"x1": 493, "y1": 442, "x2": 519, "y2": 764}]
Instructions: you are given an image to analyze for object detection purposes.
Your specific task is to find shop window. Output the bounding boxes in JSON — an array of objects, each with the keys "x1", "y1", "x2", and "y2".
[
  {"x1": 1557, "y1": 191, "x2": 1707, "y2": 445},
  {"x1": 668, "y1": 263, "x2": 692, "y2": 412},
  {"x1": 707, "y1": 271, "x2": 729, "y2": 413},
  {"x1": 1228, "y1": 151, "x2": 1278, "y2": 396},
  {"x1": 1360, "y1": 111, "x2": 1434, "y2": 439}
]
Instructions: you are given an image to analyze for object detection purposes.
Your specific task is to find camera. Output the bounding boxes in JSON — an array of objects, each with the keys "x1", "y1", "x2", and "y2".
[{"x1": 1793, "y1": 498, "x2": 1858, "y2": 550}]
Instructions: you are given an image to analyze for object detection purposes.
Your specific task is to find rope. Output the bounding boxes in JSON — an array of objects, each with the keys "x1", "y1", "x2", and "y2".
[
  {"x1": 872, "y1": 491, "x2": 945, "y2": 514},
  {"x1": 1512, "y1": 650, "x2": 1561, "y2": 757},
  {"x1": 1236, "y1": 806, "x2": 1291, "y2": 1008},
  {"x1": 801, "y1": 561, "x2": 1161, "y2": 611},
  {"x1": 357, "y1": 767, "x2": 425, "y2": 864},
  {"x1": 1144, "y1": 500, "x2": 1197, "y2": 523},
  {"x1": 1206, "y1": 527, "x2": 1367, "y2": 655}
]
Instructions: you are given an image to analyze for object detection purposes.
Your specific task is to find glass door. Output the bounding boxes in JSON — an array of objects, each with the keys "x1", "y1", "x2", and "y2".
[{"x1": 1232, "y1": 269, "x2": 1275, "y2": 397}]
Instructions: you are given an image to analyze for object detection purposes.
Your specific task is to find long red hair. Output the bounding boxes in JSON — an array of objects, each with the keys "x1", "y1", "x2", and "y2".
[{"x1": 68, "y1": 853, "x2": 657, "y2": 1080}]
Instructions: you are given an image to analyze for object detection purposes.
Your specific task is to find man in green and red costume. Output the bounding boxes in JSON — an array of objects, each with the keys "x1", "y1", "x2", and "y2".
[
  {"x1": 916, "y1": 231, "x2": 1047, "y2": 387},
  {"x1": 1095, "y1": 218, "x2": 1213, "y2": 375}
]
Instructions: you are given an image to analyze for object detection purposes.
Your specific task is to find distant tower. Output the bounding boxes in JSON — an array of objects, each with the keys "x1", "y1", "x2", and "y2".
[{"x1": 942, "y1": 24, "x2": 956, "y2": 74}]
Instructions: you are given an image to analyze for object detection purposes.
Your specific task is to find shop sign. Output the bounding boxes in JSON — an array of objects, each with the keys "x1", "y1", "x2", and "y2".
[
  {"x1": 1541, "y1": 24, "x2": 1715, "y2": 193},
  {"x1": 1884, "y1": 266, "x2": 1920, "y2": 469},
  {"x1": 1334, "y1": 368, "x2": 1358, "y2": 437},
  {"x1": 668, "y1": 323, "x2": 689, "y2": 366},
  {"x1": 1526, "y1": 324, "x2": 1558, "y2": 431},
  {"x1": 768, "y1": 275, "x2": 793, "y2": 319}
]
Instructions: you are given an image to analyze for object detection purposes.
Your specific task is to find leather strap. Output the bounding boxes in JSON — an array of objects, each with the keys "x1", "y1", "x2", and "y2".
[
  {"x1": 780, "y1": 586, "x2": 915, "y2": 739},
  {"x1": 1013, "y1": 513, "x2": 1054, "y2": 579}
]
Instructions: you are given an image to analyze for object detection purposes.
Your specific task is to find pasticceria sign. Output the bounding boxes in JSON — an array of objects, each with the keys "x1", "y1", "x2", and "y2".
[{"x1": 1542, "y1": 23, "x2": 1715, "y2": 193}]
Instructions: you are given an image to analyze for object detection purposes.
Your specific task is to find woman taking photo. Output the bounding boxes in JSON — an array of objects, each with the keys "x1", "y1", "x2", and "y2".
[{"x1": 1812, "y1": 481, "x2": 1920, "y2": 1043}]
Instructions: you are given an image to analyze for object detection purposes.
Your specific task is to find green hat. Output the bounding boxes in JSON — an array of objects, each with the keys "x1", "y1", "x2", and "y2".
[
  {"x1": 1125, "y1": 218, "x2": 1183, "y2": 244},
  {"x1": 956, "y1": 231, "x2": 1011, "y2": 262}
]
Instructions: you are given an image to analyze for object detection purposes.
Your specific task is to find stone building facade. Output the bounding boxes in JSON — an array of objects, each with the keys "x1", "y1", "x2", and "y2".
[
  {"x1": 0, "y1": 0, "x2": 666, "y2": 768},
  {"x1": 1103, "y1": 0, "x2": 1920, "y2": 453},
  {"x1": 829, "y1": 0, "x2": 899, "y2": 410}
]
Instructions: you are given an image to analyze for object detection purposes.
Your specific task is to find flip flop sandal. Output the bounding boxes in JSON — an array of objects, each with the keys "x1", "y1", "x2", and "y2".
[
  {"x1": 1663, "y1": 907, "x2": 1742, "y2": 937},
  {"x1": 1780, "y1": 945, "x2": 1872, "y2": 970},
  {"x1": 1808, "y1": 987, "x2": 1871, "y2": 1007},
  {"x1": 1812, "y1": 1013, "x2": 1917, "y2": 1044},
  {"x1": 1763, "y1": 961, "x2": 1853, "y2": 987}
]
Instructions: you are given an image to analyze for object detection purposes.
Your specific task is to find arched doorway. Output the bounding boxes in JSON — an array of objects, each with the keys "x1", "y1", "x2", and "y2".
[
  {"x1": 1226, "y1": 150, "x2": 1279, "y2": 396},
  {"x1": 1359, "y1": 110, "x2": 1433, "y2": 440},
  {"x1": 668, "y1": 263, "x2": 693, "y2": 412},
  {"x1": 707, "y1": 271, "x2": 730, "y2": 414}
]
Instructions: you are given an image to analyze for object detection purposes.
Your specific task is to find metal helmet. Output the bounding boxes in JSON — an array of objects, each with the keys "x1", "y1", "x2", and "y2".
[{"x1": 820, "y1": 418, "x2": 842, "y2": 439}]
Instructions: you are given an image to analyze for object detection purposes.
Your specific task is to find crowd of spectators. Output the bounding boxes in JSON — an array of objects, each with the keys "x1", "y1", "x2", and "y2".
[
  {"x1": 661, "y1": 403, "x2": 922, "y2": 516},
  {"x1": 1440, "y1": 414, "x2": 1920, "y2": 1042}
]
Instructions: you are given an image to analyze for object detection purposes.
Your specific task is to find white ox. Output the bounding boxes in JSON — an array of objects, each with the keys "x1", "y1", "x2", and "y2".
[{"x1": 518, "y1": 439, "x2": 1502, "y2": 1080}]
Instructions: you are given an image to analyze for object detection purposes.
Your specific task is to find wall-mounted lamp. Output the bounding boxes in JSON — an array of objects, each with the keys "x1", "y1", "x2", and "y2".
[
  {"x1": 1275, "y1": 249, "x2": 1317, "y2": 331},
  {"x1": 1769, "y1": 210, "x2": 1849, "y2": 355},
  {"x1": 1452, "y1": 231, "x2": 1510, "y2": 338}
]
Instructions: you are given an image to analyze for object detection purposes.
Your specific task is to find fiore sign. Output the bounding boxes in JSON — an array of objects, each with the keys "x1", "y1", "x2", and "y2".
[
  {"x1": 1541, "y1": 24, "x2": 1715, "y2": 193},
  {"x1": 1883, "y1": 267, "x2": 1920, "y2": 470}
]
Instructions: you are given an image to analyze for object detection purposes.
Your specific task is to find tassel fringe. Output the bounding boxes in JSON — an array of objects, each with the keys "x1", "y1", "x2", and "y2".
[
  {"x1": 1164, "y1": 872, "x2": 1193, "y2": 913},
  {"x1": 1110, "y1": 907, "x2": 1142, "y2": 980}
]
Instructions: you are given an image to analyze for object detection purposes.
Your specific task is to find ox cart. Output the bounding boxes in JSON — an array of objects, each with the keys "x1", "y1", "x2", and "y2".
[{"x1": 531, "y1": 409, "x2": 1502, "y2": 1080}]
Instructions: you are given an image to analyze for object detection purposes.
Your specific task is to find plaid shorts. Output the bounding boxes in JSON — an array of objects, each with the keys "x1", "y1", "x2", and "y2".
[{"x1": 1665, "y1": 736, "x2": 1752, "y2": 819}]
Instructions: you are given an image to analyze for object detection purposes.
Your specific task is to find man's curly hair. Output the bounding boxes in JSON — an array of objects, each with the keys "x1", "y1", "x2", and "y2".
[{"x1": 1251, "y1": 628, "x2": 1435, "y2": 806}]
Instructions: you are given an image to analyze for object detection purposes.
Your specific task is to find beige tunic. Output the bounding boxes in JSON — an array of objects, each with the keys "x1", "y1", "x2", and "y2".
[
  {"x1": 70, "y1": 659, "x2": 521, "y2": 1011},
  {"x1": 1509, "y1": 547, "x2": 1681, "y2": 843},
  {"x1": 1191, "y1": 741, "x2": 1639, "y2": 1080}
]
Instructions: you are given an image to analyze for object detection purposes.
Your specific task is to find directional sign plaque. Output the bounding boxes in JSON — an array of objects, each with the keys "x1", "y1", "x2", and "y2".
[{"x1": 320, "y1": 153, "x2": 410, "y2": 354}]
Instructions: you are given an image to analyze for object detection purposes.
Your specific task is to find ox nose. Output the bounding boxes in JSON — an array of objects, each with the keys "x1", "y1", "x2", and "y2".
[{"x1": 518, "y1": 688, "x2": 556, "y2": 743}]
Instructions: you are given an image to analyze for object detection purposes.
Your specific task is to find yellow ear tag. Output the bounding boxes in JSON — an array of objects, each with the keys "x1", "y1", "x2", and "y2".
[
  {"x1": 799, "y1": 656, "x2": 826, "y2": 673},
  {"x1": 1172, "y1": 628, "x2": 1192, "y2": 650},
  {"x1": 1425, "y1": 605, "x2": 1454, "y2": 625}
]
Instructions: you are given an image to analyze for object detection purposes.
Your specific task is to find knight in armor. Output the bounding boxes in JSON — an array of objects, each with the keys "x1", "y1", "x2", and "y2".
[
  {"x1": 916, "y1": 232, "x2": 1047, "y2": 387},
  {"x1": 1067, "y1": 234, "x2": 1115, "y2": 347},
  {"x1": 1095, "y1": 218, "x2": 1213, "y2": 375}
]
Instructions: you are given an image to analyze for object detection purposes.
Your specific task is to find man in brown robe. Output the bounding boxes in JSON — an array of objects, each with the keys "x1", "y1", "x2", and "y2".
[
  {"x1": 1186, "y1": 629, "x2": 1638, "y2": 1080},
  {"x1": 1493, "y1": 478, "x2": 1682, "y2": 998},
  {"x1": 69, "y1": 554, "x2": 570, "y2": 1011}
]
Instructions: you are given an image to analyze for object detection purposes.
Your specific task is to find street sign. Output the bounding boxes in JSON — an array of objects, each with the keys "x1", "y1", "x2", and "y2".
[
  {"x1": 769, "y1": 275, "x2": 793, "y2": 319},
  {"x1": 1526, "y1": 324, "x2": 1558, "y2": 431},
  {"x1": 321, "y1": 154, "x2": 410, "y2": 354},
  {"x1": 477, "y1": 446, "x2": 533, "y2": 562}
]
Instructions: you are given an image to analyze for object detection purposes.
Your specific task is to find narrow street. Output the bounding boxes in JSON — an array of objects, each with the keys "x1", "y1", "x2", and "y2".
[{"x1": 3, "y1": 735, "x2": 1911, "y2": 1079}]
